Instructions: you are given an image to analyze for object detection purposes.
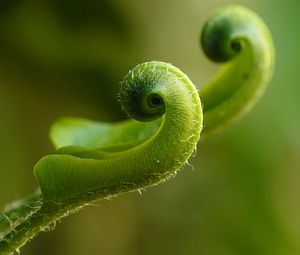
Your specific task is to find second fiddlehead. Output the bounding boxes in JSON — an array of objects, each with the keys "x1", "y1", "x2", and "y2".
[{"x1": 200, "y1": 5, "x2": 274, "y2": 133}]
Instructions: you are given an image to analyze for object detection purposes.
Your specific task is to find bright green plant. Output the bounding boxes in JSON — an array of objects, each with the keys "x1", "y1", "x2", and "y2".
[{"x1": 0, "y1": 5, "x2": 274, "y2": 255}]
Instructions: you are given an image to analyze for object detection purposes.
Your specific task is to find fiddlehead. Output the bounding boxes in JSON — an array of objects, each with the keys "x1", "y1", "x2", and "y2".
[
  {"x1": 36, "y1": 62, "x2": 202, "y2": 203},
  {"x1": 0, "y1": 62, "x2": 202, "y2": 254},
  {"x1": 200, "y1": 5, "x2": 274, "y2": 133},
  {"x1": 50, "y1": 5, "x2": 274, "y2": 149}
]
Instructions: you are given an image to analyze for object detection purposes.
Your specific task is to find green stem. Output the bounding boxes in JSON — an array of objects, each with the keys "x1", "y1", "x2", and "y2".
[
  {"x1": 0, "y1": 194, "x2": 42, "y2": 236},
  {"x1": 0, "y1": 200, "x2": 68, "y2": 255}
]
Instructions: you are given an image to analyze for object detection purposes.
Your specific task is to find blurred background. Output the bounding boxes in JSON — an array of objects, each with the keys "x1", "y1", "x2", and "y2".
[{"x1": 0, "y1": 0, "x2": 299, "y2": 254}]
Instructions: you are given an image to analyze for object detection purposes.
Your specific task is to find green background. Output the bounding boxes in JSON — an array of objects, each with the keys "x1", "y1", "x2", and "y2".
[{"x1": 0, "y1": 0, "x2": 299, "y2": 254}]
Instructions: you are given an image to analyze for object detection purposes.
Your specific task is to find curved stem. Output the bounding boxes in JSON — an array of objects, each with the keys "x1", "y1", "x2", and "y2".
[
  {"x1": 0, "y1": 194, "x2": 42, "y2": 236},
  {"x1": 0, "y1": 200, "x2": 66, "y2": 255}
]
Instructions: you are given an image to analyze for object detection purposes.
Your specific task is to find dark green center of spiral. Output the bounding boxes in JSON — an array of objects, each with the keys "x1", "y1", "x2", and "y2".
[
  {"x1": 148, "y1": 93, "x2": 163, "y2": 108},
  {"x1": 231, "y1": 40, "x2": 242, "y2": 52}
]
